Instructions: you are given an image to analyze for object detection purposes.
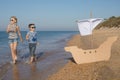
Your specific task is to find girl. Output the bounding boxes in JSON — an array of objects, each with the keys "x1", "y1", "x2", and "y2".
[{"x1": 6, "y1": 16, "x2": 23, "y2": 64}]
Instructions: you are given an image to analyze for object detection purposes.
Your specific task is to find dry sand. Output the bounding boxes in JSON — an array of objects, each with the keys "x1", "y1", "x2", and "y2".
[{"x1": 48, "y1": 28, "x2": 120, "y2": 80}]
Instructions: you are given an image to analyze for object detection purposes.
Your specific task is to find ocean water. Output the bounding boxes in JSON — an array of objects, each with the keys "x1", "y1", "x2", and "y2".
[{"x1": 0, "y1": 31, "x2": 79, "y2": 65}]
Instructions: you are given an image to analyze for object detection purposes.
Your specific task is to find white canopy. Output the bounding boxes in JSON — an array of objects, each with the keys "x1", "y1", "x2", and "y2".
[{"x1": 77, "y1": 18, "x2": 103, "y2": 36}]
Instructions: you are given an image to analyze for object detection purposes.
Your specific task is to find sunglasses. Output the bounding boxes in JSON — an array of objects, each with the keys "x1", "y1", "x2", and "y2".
[
  {"x1": 10, "y1": 20, "x2": 14, "y2": 21},
  {"x1": 31, "y1": 27, "x2": 36, "y2": 29}
]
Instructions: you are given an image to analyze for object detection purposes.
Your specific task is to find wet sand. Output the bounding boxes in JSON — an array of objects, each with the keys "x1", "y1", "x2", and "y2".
[
  {"x1": 0, "y1": 50, "x2": 71, "y2": 80},
  {"x1": 48, "y1": 28, "x2": 120, "y2": 80}
]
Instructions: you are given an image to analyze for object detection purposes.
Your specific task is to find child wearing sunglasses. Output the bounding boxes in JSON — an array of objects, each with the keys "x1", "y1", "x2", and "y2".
[
  {"x1": 26, "y1": 24, "x2": 37, "y2": 63},
  {"x1": 6, "y1": 16, "x2": 23, "y2": 64}
]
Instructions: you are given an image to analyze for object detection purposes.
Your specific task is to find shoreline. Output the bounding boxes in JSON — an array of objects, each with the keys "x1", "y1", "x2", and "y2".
[
  {"x1": 48, "y1": 29, "x2": 120, "y2": 80},
  {"x1": 0, "y1": 31, "x2": 75, "y2": 80}
]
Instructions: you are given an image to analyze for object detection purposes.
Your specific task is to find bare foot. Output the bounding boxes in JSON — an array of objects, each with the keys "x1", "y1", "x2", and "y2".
[{"x1": 30, "y1": 57, "x2": 34, "y2": 63}]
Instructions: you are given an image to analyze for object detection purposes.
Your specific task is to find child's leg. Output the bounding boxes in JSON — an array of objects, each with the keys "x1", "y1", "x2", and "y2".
[
  {"x1": 32, "y1": 44, "x2": 36, "y2": 62},
  {"x1": 29, "y1": 43, "x2": 32, "y2": 56},
  {"x1": 29, "y1": 43, "x2": 33, "y2": 62},
  {"x1": 30, "y1": 56, "x2": 34, "y2": 63},
  {"x1": 29, "y1": 43, "x2": 36, "y2": 63},
  {"x1": 13, "y1": 42, "x2": 18, "y2": 61},
  {"x1": 10, "y1": 43, "x2": 16, "y2": 63}
]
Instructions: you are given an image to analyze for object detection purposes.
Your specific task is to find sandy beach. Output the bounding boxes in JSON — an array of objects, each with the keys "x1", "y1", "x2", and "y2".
[
  {"x1": 0, "y1": 29, "x2": 120, "y2": 80},
  {"x1": 48, "y1": 28, "x2": 120, "y2": 80}
]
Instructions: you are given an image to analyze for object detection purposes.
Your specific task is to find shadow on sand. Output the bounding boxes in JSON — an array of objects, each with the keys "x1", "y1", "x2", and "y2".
[
  {"x1": 65, "y1": 57, "x2": 76, "y2": 63},
  {"x1": 20, "y1": 52, "x2": 45, "y2": 61}
]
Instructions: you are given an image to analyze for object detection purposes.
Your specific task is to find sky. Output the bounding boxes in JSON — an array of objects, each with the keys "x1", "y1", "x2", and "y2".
[{"x1": 0, "y1": 0, "x2": 120, "y2": 31}]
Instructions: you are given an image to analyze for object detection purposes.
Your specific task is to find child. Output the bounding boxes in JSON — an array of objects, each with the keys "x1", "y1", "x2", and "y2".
[
  {"x1": 6, "y1": 16, "x2": 23, "y2": 64},
  {"x1": 26, "y1": 24, "x2": 37, "y2": 63}
]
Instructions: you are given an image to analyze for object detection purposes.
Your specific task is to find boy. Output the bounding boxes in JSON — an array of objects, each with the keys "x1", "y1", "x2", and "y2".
[{"x1": 26, "y1": 24, "x2": 37, "y2": 63}]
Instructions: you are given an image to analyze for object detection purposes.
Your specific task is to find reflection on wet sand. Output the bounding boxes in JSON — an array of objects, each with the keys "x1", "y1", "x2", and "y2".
[
  {"x1": 12, "y1": 62, "x2": 37, "y2": 80},
  {"x1": 12, "y1": 65, "x2": 20, "y2": 80},
  {"x1": 30, "y1": 63, "x2": 37, "y2": 76}
]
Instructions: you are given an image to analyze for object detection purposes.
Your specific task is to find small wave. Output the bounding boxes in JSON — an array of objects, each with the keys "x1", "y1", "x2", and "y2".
[{"x1": 53, "y1": 34, "x2": 75, "y2": 44}]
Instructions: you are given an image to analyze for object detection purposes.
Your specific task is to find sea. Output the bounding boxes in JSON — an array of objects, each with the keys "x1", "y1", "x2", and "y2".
[{"x1": 0, "y1": 31, "x2": 79, "y2": 67}]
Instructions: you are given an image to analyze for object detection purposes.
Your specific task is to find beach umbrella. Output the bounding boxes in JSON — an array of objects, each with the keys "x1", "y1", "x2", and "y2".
[{"x1": 77, "y1": 18, "x2": 103, "y2": 36}]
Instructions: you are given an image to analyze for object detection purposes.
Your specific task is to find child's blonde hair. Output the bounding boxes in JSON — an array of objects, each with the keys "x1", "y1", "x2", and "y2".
[{"x1": 10, "y1": 16, "x2": 17, "y2": 23}]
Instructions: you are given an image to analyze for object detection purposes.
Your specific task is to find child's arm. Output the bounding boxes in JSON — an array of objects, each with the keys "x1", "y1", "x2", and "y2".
[
  {"x1": 37, "y1": 41, "x2": 40, "y2": 45},
  {"x1": 6, "y1": 26, "x2": 10, "y2": 33},
  {"x1": 26, "y1": 33, "x2": 29, "y2": 41},
  {"x1": 36, "y1": 32, "x2": 39, "y2": 45},
  {"x1": 16, "y1": 26, "x2": 23, "y2": 42}
]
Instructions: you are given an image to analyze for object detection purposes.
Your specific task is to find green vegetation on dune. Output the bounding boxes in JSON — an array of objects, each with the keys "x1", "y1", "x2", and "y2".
[{"x1": 96, "y1": 16, "x2": 120, "y2": 29}]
